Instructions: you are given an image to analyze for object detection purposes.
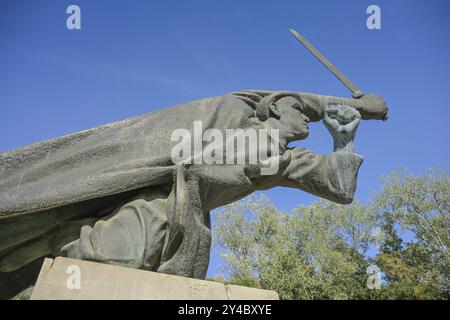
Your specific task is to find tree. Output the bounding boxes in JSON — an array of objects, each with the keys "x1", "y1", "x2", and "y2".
[
  {"x1": 213, "y1": 195, "x2": 381, "y2": 299},
  {"x1": 379, "y1": 211, "x2": 403, "y2": 254},
  {"x1": 375, "y1": 167, "x2": 449, "y2": 299},
  {"x1": 213, "y1": 167, "x2": 449, "y2": 300}
]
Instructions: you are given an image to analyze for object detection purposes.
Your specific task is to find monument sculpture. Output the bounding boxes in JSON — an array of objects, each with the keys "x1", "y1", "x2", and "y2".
[{"x1": 0, "y1": 30, "x2": 388, "y2": 298}]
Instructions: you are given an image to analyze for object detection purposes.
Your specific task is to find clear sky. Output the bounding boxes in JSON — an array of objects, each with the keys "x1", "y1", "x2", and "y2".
[{"x1": 1, "y1": 0, "x2": 449, "y2": 278}]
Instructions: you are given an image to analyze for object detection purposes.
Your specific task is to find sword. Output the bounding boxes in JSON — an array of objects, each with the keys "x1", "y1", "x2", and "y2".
[{"x1": 289, "y1": 28, "x2": 364, "y2": 99}]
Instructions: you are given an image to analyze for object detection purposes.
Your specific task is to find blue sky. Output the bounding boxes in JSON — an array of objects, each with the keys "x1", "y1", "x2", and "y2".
[{"x1": 1, "y1": 0, "x2": 449, "y2": 278}]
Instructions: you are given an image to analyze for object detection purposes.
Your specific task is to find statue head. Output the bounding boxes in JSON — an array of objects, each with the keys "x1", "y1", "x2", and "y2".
[
  {"x1": 232, "y1": 90, "x2": 322, "y2": 143},
  {"x1": 269, "y1": 96, "x2": 311, "y2": 141}
]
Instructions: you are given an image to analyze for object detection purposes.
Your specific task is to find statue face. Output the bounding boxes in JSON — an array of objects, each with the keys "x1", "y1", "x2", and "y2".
[{"x1": 274, "y1": 97, "x2": 310, "y2": 141}]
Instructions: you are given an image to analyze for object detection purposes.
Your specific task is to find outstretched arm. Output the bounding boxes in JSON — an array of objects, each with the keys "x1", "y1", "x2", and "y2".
[{"x1": 277, "y1": 106, "x2": 364, "y2": 204}]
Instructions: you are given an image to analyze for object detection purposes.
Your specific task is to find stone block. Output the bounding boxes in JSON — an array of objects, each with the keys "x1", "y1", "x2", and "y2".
[
  {"x1": 225, "y1": 284, "x2": 279, "y2": 300},
  {"x1": 30, "y1": 257, "x2": 279, "y2": 300}
]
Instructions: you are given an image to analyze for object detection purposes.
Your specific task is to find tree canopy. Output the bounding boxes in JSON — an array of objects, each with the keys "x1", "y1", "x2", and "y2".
[{"x1": 212, "y1": 167, "x2": 449, "y2": 300}]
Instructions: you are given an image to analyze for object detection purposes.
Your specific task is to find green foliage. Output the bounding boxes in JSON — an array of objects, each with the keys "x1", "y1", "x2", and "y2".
[
  {"x1": 214, "y1": 195, "x2": 380, "y2": 299},
  {"x1": 213, "y1": 167, "x2": 449, "y2": 300},
  {"x1": 375, "y1": 167, "x2": 449, "y2": 299}
]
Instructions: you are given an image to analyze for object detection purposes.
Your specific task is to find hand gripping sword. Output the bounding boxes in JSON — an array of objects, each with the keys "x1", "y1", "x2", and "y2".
[{"x1": 289, "y1": 28, "x2": 364, "y2": 99}]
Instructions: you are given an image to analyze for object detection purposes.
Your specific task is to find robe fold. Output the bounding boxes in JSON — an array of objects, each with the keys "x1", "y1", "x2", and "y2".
[{"x1": 0, "y1": 95, "x2": 256, "y2": 261}]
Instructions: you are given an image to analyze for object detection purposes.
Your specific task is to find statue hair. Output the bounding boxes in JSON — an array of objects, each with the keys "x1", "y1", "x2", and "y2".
[{"x1": 231, "y1": 90, "x2": 320, "y2": 122}]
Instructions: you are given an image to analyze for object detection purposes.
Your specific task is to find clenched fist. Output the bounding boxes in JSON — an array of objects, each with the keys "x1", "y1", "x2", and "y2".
[{"x1": 323, "y1": 105, "x2": 361, "y2": 152}]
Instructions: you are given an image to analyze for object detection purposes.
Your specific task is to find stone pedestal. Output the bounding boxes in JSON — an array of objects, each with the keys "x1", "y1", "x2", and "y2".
[{"x1": 30, "y1": 257, "x2": 279, "y2": 300}]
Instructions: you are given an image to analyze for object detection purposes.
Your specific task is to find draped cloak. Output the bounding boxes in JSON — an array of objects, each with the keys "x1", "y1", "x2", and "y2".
[{"x1": 0, "y1": 95, "x2": 261, "y2": 261}]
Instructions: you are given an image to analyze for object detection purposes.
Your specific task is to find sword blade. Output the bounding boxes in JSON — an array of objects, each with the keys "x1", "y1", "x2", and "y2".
[{"x1": 289, "y1": 28, "x2": 363, "y2": 98}]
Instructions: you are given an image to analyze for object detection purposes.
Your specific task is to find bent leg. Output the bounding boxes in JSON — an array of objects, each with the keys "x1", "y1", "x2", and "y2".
[{"x1": 62, "y1": 198, "x2": 168, "y2": 271}]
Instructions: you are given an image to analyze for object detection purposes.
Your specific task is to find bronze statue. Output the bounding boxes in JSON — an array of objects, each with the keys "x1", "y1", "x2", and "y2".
[{"x1": 0, "y1": 30, "x2": 388, "y2": 298}]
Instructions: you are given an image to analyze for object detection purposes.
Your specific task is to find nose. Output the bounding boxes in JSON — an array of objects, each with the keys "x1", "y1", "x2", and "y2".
[{"x1": 302, "y1": 115, "x2": 310, "y2": 123}]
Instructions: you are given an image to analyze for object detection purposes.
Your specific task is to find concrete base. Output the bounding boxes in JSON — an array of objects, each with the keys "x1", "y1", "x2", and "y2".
[{"x1": 30, "y1": 257, "x2": 279, "y2": 300}]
